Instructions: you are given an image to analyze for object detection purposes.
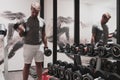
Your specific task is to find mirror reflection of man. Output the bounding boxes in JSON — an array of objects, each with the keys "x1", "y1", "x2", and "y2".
[{"x1": 91, "y1": 12, "x2": 111, "y2": 45}]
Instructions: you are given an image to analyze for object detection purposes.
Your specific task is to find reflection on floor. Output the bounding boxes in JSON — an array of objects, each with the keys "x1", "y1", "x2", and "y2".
[{"x1": 8, "y1": 71, "x2": 34, "y2": 80}]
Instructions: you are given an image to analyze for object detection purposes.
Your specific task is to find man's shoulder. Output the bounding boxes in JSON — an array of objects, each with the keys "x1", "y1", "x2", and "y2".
[
  {"x1": 38, "y1": 17, "x2": 45, "y2": 27},
  {"x1": 38, "y1": 17, "x2": 45, "y2": 22}
]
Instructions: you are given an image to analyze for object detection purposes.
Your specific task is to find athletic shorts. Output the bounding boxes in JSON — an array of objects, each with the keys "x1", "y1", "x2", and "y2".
[{"x1": 23, "y1": 44, "x2": 44, "y2": 64}]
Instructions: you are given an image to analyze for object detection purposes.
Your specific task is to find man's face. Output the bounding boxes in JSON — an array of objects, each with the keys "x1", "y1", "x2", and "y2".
[
  {"x1": 101, "y1": 15, "x2": 110, "y2": 24},
  {"x1": 31, "y1": 7, "x2": 39, "y2": 17}
]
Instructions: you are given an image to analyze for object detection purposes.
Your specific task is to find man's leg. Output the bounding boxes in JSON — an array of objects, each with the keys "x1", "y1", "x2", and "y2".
[
  {"x1": 23, "y1": 64, "x2": 31, "y2": 80},
  {"x1": 35, "y1": 62, "x2": 42, "y2": 80},
  {"x1": 23, "y1": 44, "x2": 34, "y2": 80}
]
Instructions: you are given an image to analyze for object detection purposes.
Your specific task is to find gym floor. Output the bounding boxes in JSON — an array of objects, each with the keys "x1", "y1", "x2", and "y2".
[
  {"x1": 8, "y1": 71, "x2": 34, "y2": 80},
  {"x1": 2, "y1": 56, "x2": 91, "y2": 80}
]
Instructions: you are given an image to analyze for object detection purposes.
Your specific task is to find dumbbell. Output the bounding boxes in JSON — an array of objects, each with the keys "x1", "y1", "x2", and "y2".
[
  {"x1": 73, "y1": 65, "x2": 94, "y2": 80},
  {"x1": 64, "y1": 43, "x2": 71, "y2": 53},
  {"x1": 78, "y1": 44, "x2": 87, "y2": 55},
  {"x1": 0, "y1": 24, "x2": 7, "y2": 37},
  {"x1": 44, "y1": 47, "x2": 52, "y2": 57},
  {"x1": 70, "y1": 43, "x2": 77, "y2": 53},
  {"x1": 85, "y1": 44, "x2": 94, "y2": 56},
  {"x1": 82, "y1": 73, "x2": 94, "y2": 80},
  {"x1": 94, "y1": 77, "x2": 105, "y2": 80},
  {"x1": 111, "y1": 44, "x2": 120, "y2": 58},
  {"x1": 101, "y1": 60, "x2": 114, "y2": 72},
  {"x1": 94, "y1": 70, "x2": 108, "y2": 80},
  {"x1": 57, "y1": 43, "x2": 71, "y2": 53},
  {"x1": 13, "y1": 22, "x2": 27, "y2": 37},
  {"x1": 111, "y1": 62, "x2": 118, "y2": 73},
  {"x1": 89, "y1": 58, "x2": 97, "y2": 69},
  {"x1": 58, "y1": 61, "x2": 68, "y2": 79},
  {"x1": 65, "y1": 63, "x2": 76, "y2": 80},
  {"x1": 97, "y1": 45, "x2": 111, "y2": 58},
  {"x1": 71, "y1": 43, "x2": 85, "y2": 54},
  {"x1": 52, "y1": 60, "x2": 62, "y2": 77},
  {"x1": 72, "y1": 70, "x2": 82, "y2": 80},
  {"x1": 107, "y1": 73, "x2": 120, "y2": 80},
  {"x1": 47, "y1": 63, "x2": 54, "y2": 75}
]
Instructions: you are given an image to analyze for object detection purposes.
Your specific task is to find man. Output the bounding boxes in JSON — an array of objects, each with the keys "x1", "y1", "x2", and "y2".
[
  {"x1": 15, "y1": 2, "x2": 47, "y2": 80},
  {"x1": 91, "y1": 12, "x2": 111, "y2": 45}
]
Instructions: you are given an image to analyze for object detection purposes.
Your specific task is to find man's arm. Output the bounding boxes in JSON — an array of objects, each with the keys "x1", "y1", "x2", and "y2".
[
  {"x1": 42, "y1": 25, "x2": 48, "y2": 47},
  {"x1": 91, "y1": 33, "x2": 95, "y2": 44}
]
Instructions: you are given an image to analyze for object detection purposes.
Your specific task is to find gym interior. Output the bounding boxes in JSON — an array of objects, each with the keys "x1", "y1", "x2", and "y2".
[{"x1": 0, "y1": 0, "x2": 120, "y2": 80}]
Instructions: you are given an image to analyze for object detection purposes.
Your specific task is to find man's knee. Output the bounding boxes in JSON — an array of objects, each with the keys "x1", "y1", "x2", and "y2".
[{"x1": 24, "y1": 64, "x2": 31, "y2": 69}]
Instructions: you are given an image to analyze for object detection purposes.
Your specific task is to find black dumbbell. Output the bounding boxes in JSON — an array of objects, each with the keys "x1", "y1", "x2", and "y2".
[
  {"x1": 53, "y1": 60, "x2": 62, "y2": 77},
  {"x1": 58, "y1": 61, "x2": 68, "y2": 79},
  {"x1": 47, "y1": 63, "x2": 54, "y2": 75},
  {"x1": 57, "y1": 43, "x2": 71, "y2": 53},
  {"x1": 13, "y1": 22, "x2": 27, "y2": 37},
  {"x1": 65, "y1": 63, "x2": 76, "y2": 80},
  {"x1": 111, "y1": 44, "x2": 120, "y2": 58},
  {"x1": 82, "y1": 73, "x2": 94, "y2": 80},
  {"x1": 78, "y1": 44, "x2": 87, "y2": 55},
  {"x1": 89, "y1": 58, "x2": 97, "y2": 68},
  {"x1": 72, "y1": 65, "x2": 94, "y2": 80},
  {"x1": 94, "y1": 70, "x2": 108, "y2": 80},
  {"x1": 44, "y1": 47, "x2": 52, "y2": 57},
  {"x1": 71, "y1": 43, "x2": 78, "y2": 53},
  {"x1": 107, "y1": 73, "x2": 120, "y2": 80},
  {"x1": 72, "y1": 70, "x2": 82, "y2": 80},
  {"x1": 85, "y1": 44, "x2": 94, "y2": 56},
  {"x1": 101, "y1": 60, "x2": 113, "y2": 72},
  {"x1": 111, "y1": 62, "x2": 118, "y2": 73},
  {"x1": 64, "y1": 43, "x2": 71, "y2": 53}
]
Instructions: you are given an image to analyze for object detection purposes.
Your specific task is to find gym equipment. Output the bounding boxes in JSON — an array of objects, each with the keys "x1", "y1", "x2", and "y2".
[
  {"x1": 57, "y1": 43, "x2": 71, "y2": 53},
  {"x1": 71, "y1": 43, "x2": 77, "y2": 53},
  {"x1": 52, "y1": 60, "x2": 62, "y2": 77},
  {"x1": 82, "y1": 73, "x2": 94, "y2": 80},
  {"x1": 111, "y1": 62, "x2": 118, "y2": 73},
  {"x1": 111, "y1": 44, "x2": 120, "y2": 58},
  {"x1": 94, "y1": 70, "x2": 108, "y2": 80},
  {"x1": 89, "y1": 58, "x2": 97, "y2": 68},
  {"x1": 86, "y1": 44, "x2": 94, "y2": 56},
  {"x1": 64, "y1": 43, "x2": 71, "y2": 53},
  {"x1": 48, "y1": 63, "x2": 54, "y2": 75},
  {"x1": 94, "y1": 77, "x2": 105, "y2": 80},
  {"x1": 13, "y1": 23, "x2": 27, "y2": 37},
  {"x1": 72, "y1": 70, "x2": 82, "y2": 80},
  {"x1": 78, "y1": 44, "x2": 86, "y2": 55},
  {"x1": 44, "y1": 47, "x2": 52, "y2": 57},
  {"x1": 65, "y1": 63, "x2": 75, "y2": 80},
  {"x1": 58, "y1": 61, "x2": 68, "y2": 79},
  {"x1": 107, "y1": 73, "x2": 120, "y2": 80}
]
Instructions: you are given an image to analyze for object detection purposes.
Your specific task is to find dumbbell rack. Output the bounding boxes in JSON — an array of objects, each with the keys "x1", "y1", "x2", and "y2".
[
  {"x1": 82, "y1": 43, "x2": 120, "y2": 80},
  {"x1": 54, "y1": 42, "x2": 120, "y2": 80}
]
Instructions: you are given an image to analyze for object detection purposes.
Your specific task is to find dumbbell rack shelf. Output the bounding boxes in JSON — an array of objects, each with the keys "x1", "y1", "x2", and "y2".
[
  {"x1": 57, "y1": 51, "x2": 120, "y2": 80},
  {"x1": 58, "y1": 51, "x2": 120, "y2": 61}
]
